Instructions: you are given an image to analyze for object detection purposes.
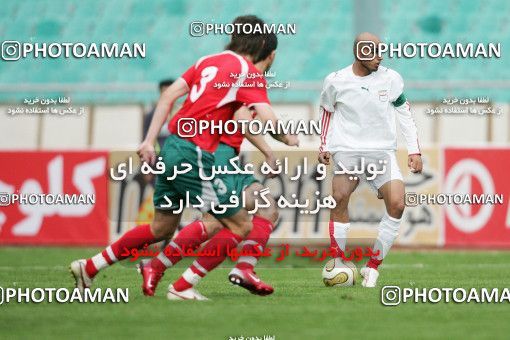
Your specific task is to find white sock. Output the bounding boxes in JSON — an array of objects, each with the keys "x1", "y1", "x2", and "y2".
[
  {"x1": 372, "y1": 212, "x2": 401, "y2": 260},
  {"x1": 330, "y1": 221, "x2": 350, "y2": 254}
]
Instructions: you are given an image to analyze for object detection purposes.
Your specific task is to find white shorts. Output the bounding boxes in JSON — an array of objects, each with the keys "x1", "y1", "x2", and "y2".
[{"x1": 331, "y1": 150, "x2": 403, "y2": 191}]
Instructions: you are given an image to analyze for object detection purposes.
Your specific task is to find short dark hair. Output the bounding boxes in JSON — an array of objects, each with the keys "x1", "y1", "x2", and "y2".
[
  {"x1": 158, "y1": 79, "x2": 174, "y2": 91},
  {"x1": 225, "y1": 15, "x2": 277, "y2": 63}
]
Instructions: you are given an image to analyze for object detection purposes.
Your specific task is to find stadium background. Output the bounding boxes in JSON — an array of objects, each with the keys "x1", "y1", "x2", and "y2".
[{"x1": 1, "y1": 0, "x2": 510, "y2": 249}]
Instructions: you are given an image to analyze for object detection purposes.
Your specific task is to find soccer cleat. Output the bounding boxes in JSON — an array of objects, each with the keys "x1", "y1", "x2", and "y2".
[
  {"x1": 70, "y1": 259, "x2": 93, "y2": 292},
  {"x1": 138, "y1": 259, "x2": 164, "y2": 296},
  {"x1": 167, "y1": 284, "x2": 209, "y2": 301},
  {"x1": 360, "y1": 266, "x2": 379, "y2": 288},
  {"x1": 228, "y1": 268, "x2": 274, "y2": 296}
]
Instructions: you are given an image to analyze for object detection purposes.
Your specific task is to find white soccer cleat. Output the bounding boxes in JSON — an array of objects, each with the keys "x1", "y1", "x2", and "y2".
[
  {"x1": 69, "y1": 259, "x2": 93, "y2": 292},
  {"x1": 166, "y1": 284, "x2": 209, "y2": 301},
  {"x1": 360, "y1": 267, "x2": 379, "y2": 288}
]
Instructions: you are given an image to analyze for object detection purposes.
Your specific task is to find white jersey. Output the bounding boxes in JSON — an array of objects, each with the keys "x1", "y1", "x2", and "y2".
[{"x1": 319, "y1": 64, "x2": 420, "y2": 155}]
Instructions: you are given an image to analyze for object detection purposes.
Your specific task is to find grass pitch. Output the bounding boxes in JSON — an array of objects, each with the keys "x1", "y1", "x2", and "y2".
[{"x1": 0, "y1": 247, "x2": 509, "y2": 339}]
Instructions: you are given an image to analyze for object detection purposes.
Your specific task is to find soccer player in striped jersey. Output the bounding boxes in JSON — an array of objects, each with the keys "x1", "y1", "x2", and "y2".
[{"x1": 318, "y1": 32, "x2": 423, "y2": 287}]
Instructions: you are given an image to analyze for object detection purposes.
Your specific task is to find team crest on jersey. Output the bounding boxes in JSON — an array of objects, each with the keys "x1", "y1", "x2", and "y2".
[{"x1": 378, "y1": 90, "x2": 388, "y2": 102}]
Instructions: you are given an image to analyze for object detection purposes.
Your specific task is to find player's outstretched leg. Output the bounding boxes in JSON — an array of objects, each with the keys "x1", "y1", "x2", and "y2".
[
  {"x1": 70, "y1": 210, "x2": 180, "y2": 291},
  {"x1": 361, "y1": 180, "x2": 404, "y2": 288}
]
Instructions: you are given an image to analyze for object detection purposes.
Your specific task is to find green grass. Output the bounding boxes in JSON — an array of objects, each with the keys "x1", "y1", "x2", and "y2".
[{"x1": 0, "y1": 247, "x2": 509, "y2": 339}]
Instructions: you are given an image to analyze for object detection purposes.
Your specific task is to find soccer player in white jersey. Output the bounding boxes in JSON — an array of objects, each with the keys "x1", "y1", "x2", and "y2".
[{"x1": 318, "y1": 32, "x2": 423, "y2": 287}]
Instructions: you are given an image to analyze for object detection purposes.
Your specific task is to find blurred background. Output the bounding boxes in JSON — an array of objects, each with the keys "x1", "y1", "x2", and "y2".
[{"x1": 0, "y1": 0, "x2": 509, "y2": 249}]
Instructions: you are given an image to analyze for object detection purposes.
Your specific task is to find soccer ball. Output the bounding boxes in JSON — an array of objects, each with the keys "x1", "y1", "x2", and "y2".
[{"x1": 322, "y1": 258, "x2": 359, "y2": 287}]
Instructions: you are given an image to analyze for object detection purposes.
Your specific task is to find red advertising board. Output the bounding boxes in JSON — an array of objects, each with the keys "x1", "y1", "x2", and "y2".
[
  {"x1": 0, "y1": 151, "x2": 109, "y2": 246},
  {"x1": 444, "y1": 148, "x2": 510, "y2": 247}
]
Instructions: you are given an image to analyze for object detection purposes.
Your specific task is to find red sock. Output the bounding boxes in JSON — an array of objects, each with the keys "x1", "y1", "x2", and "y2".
[
  {"x1": 367, "y1": 257, "x2": 382, "y2": 270},
  {"x1": 85, "y1": 224, "x2": 156, "y2": 277},
  {"x1": 150, "y1": 220, "x2": 208, "y2": 272},
  {"x1": 235, "y1": 215, "x2": 273, "y2": 271},
  {"x1": 329, "y1": 220, "x2": 345, "y2": 258},
  {"x1": 173, "y1": 228, "x2": 242, "y2": 291}
]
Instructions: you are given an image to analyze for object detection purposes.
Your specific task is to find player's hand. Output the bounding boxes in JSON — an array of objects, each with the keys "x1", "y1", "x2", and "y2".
[
  {"x1": 264, "y1": 154, "x2": 279, "y2": 179},
  {"x1": 318, "y1": 151, "x2": 331, "y2": 165},
  {"x1": 408, "y1": 154, "x2": 423, "y2": 173},
  {"x1": 137, "y1": 141, "x2": 156, "y2": 165},
  {"x1": 284, "y1": 134, "x2": 300, "y2": 147}
]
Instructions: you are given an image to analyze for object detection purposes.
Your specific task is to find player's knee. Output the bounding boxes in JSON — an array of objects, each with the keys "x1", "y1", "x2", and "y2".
[
  {"x1": 204, "y1": 220, "x2": 222, "y2": 237},
  {"x1": 222, "y1": 217, "x2": 252, "y2": 238},
  {"x1": 235, "y1": 221, "x2": 253, "y2": 238},
  {"x1": 151, "y1": 210, "x2": 180, "y2": 240},
  {"x1": 150, "y1": 222, "x2": 173, "y2": 240}
]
